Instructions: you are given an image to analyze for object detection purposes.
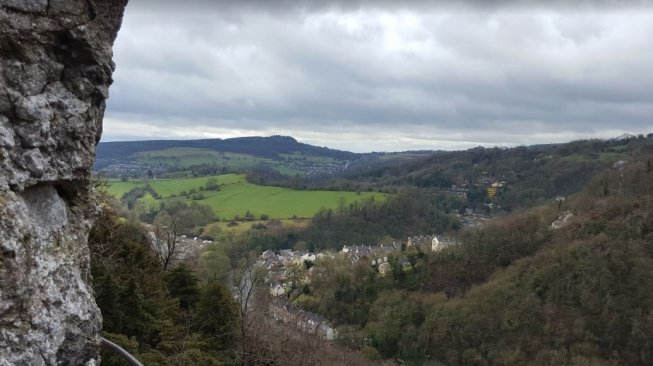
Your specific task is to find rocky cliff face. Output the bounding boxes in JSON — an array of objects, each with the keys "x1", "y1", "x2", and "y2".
[{"x1": 0, "y1": 1, "x2": 127, "y2": 364}]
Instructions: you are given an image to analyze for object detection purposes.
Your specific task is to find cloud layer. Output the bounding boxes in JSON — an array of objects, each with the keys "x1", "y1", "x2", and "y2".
[{"x1": 104, "y1": 1, "x2": 653, "y2": 152}]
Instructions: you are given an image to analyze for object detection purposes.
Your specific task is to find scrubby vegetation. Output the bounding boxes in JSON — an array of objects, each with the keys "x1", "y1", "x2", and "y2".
[
  {"x1": 89, "y1": 199, "x2": 240, "y2": 365},
  {"x1": 294, "y1": 154, "x2": 653, "y2": 365}
]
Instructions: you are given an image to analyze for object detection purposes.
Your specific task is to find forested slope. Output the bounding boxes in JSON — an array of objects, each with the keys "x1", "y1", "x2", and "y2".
[
  {"x1": 360, "y1": 155, "x2": 653, "y2": 364},
  {"x1": 279, "y1": 154, "x2": 653, "y2": 365},
  {"x1": 331, "y1": 136, "x2": 653, "y2": 210}
]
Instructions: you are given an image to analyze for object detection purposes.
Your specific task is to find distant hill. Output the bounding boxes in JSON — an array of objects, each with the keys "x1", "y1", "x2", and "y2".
[
  {"x1": 96, "y1": 135, "x2": 357, "y2": 164},
  {"x1": 94, "y1": 135, "x2": 360, "y2": 177}
]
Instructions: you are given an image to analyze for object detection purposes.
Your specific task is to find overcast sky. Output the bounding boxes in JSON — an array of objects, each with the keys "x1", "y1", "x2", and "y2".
[{"x1": 103, "y1": 0, "x2": 653, "y2": 152}]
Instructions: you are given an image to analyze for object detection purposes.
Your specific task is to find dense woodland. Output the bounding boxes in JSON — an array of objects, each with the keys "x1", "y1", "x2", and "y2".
[{"x1": 90, "y1": 137, "x2": 653, "y2": 365}]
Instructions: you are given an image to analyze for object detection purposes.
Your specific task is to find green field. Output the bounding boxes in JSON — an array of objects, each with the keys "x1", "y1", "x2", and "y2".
[{"x1": 104, "y1": 174, "x2": 386, "y2": 220}]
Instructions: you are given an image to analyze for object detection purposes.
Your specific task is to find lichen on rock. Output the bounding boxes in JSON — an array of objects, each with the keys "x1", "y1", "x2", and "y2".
[{"x1": 0, "y1": 1, "x2": 128, "y2": 365}]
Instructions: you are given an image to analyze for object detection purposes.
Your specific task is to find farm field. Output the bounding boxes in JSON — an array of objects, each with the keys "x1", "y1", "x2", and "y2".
[{"x1": 103, "y1": 174, "x2": 387, "y2": 220}]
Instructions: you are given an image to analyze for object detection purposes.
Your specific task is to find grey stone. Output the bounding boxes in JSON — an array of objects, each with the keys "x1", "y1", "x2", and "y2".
[
  {"x1": 15, "y1": 93, "x2": 53, "y2": 123},
  {"x1": 0, "y1": 115, "x2": 14, "y2": 148},
  {"x1": 0, "y1": 1, "x2": 128, "y2": 365},
  {"x1": 0, "y1": 0, "x2": 47, "y2": 13},
  {"x1": 21, "y1": 148, "x2": 47, "y2": 176}
]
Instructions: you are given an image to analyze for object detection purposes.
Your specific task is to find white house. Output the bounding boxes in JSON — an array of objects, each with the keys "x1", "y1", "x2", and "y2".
[
  {"x1": 431, "y1": 236, "x2": 442, "y2": 252},
  {"x1": 270, "y1": 283, "x2": 285, "y2": 297},
  {"x1": 318, "y1": 321, "x2": 337, "y2": 341}
]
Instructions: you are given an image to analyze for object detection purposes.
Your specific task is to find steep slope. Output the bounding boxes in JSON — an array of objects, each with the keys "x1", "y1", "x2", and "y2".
[
  {"x1": 364, "y1": 156, "x2": 653, "y2": 365},
  {"x1": 0, "y1": 1, "x2": 127, "y2": 364}
]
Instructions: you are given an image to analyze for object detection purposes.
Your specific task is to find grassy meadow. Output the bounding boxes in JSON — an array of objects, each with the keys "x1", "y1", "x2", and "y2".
[{"x1": 103, "y1": 174, "x2": 386, "y2": 220}]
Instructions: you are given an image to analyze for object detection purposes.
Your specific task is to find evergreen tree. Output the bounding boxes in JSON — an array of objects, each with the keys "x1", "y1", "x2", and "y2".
[
  {"x1": 166, "y1": 264, "x2": 200, "y2": 310},
  {"x1": 194, "y1": 281, "x2": 240, "y2": 350}
]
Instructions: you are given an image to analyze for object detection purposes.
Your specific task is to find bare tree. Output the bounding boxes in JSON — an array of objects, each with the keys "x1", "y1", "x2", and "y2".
[{"x1": 152, "y1": 212, "x2": 179, "y2": 271}]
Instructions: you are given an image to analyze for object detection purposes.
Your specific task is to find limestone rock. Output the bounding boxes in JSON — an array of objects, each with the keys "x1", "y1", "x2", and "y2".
[{"x1": 0, "y1": 1, "x2": 128, "y2": 365}]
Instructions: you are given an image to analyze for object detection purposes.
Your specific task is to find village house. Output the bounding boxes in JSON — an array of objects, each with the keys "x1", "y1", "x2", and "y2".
[
  {"x1": 261, "y1": 249, "x2": 277, "y2": 261},
  {"x1": 270, "y1": 282, "x2": 285, "y2": 297},
  {"x1": 343, "y1": 242, "x2": 400, "y2": 264},
  {"x1": 269, "y1": 299, "x2": 337, "y2": 340},
  {"x1": 407, "y1": 234, "x2": 448, "y2": 252}
]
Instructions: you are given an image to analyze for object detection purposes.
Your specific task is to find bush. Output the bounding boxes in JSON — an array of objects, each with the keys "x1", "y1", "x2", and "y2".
[
  {"x1": 244, "y1": 211, "x2": 256, "y2": 221},
  {"x1": 361, "y1": 346, "x2": 383, "y2": 361},
  {"x1": 252, "y1": 223, "x2": 267, "y2": 230}
]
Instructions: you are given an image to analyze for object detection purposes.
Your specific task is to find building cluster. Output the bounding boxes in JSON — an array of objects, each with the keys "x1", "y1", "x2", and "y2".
[
  {"x1": 341, "y1": 242, "x2": 403, "y2": 276},
  {"x1": 261, "y1": 249, "x2": 318, "y2": 268},
  {"x1": 98, "y1": 160, "x2": 165, "y2": 178},
  {"x1": 341, "y1": 242, "x2": 400, "y2": 262},
  {"x1": 441, "y1": 184, "x2": 469, "y2": 199},
  {"x1": 258, "y1": 249, "x2": 324, "y2": 298},
  {"x1": 255, "y1": 234, "x2": 459, "y2": 339},
  {"x1": 269, "y1": 298, "x2": 337, "y2": 341},
  {"x1": 269, "y1": 158, "x2": 349, "y2": 177},
  {"x1": 259, "y1": 235, "x2": 454, "y2": 294}
]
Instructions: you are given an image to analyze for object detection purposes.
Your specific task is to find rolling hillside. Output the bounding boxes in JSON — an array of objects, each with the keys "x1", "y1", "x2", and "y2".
[
  {"x1": 103, "y1": 174, "x2": 386, "y2": 220},
  {"x1": 95, "y1": 135, "x2": 359, "y2": 177}
]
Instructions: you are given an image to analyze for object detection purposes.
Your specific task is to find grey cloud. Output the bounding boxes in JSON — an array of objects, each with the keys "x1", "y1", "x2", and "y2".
[{"x1": 104, "y1": 2, "x2": 653, "y2": 151}]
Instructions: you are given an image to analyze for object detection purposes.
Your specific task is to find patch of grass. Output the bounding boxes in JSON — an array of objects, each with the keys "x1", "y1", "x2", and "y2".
[
  {"x1": 103, "y1": 174, "x2": 387, "y2": 220},
  {"x1": 104, "y1": 179, "x2": 146, "y2": 198}
]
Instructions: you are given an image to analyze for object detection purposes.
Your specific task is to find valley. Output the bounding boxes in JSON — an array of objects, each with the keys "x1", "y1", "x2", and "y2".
[
  {"x1": 5, "y1": 2, "x2": 653, "y2": 365},
  {"x1": 92, "y1": 134, "x2": 653, "y2": 365}
]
